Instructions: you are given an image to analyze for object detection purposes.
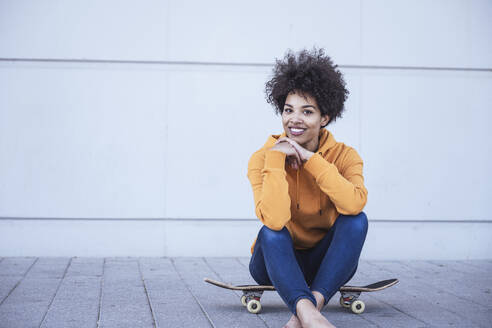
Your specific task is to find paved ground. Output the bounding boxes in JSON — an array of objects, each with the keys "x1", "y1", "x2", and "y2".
[{"x1": 0, "y1": 257, "x2": 490, "y2": 328}]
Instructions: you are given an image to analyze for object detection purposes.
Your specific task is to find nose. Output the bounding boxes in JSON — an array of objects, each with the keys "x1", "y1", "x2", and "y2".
[{"x1": 290, "y1": 112, "x2": 303, "y2": 124}]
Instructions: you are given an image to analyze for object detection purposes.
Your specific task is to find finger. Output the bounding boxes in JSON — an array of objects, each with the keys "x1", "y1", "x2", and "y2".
[
  {"x1": 285, "y1": 142, "x2": 301, "y2": 165},
  {"x1": 292, "y1": 146, "x2": 302, "y2": 165},
  {"x1": 286, "y1": 156, "x2": 292, "y2": 167},
  {"x1": 287, "y1": 154, "x2": 298, "y2": 170},
  {"x1": 286, "y1": 138, "x2": 303, "y2": 156},
  {"x1": 287, "y1": 156, "x2": 295, "y2": 170},
  {"x1": 286, "y1": 156, "x2": 294, "y2": 168},
  {"x1": 275, "y1": 137, "x2": 289, "y2": 144},
  {"x1": 281, "y1": 138, "x2": 303, "y2": 158}
]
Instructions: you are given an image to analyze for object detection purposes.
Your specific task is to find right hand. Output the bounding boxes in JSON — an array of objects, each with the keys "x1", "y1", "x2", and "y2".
[{"x1": 270, "y1": 141, "x2": 302, "y2": 170}]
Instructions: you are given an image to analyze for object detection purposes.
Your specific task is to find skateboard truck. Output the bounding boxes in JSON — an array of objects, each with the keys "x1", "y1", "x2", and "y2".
[
  {"x1": 240, "y1": 291, "x2": 264, "y2": 314},
  {"x1": 339, "y1": 291, "x2": 365, "y2": 314}
]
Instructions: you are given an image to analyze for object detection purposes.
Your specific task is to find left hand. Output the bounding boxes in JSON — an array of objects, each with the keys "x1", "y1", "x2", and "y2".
[{"x1": 275, "y1": 137, "x2": 314, "y2": 164}]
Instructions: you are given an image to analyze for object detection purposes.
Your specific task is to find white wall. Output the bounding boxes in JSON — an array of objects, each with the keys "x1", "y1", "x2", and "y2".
[{"x1": 0, "y1": 0, "x2": 491, "y2": 259}]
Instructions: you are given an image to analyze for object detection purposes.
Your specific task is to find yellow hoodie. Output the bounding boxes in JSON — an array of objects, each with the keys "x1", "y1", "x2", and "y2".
[{"x1": 247, "y1": 128, "x2": 368, "y2": 254}]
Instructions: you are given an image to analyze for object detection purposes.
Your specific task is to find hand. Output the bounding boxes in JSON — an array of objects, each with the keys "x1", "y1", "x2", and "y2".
[
  {"x1": 275, "y1": 137, "x2": 314, "y2": 163},
  {"x1": 270, "y1": 141, "x2": 302, "y2": 170}
]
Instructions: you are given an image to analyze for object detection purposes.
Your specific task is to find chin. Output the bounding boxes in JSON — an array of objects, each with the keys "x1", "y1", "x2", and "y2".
[{"x1": 291, "y1": 135, "x2": 307, "y2": 144}]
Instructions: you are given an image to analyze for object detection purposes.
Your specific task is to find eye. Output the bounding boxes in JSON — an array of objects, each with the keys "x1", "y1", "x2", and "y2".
[
  {"x1": 304, "y1": 110, "x2": 313, "y2": 115},
  {"x1": 284, "y1": 108, "x2": 292, "y2": 113}
]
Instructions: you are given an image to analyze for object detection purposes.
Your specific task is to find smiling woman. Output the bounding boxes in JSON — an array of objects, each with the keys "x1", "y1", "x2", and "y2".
[
  {"x1": 247, "y1": 48, "x2": 368, "y2": 328},
  {"x1": 282, "y1": 92, "x2": 329, "y2": 157}
]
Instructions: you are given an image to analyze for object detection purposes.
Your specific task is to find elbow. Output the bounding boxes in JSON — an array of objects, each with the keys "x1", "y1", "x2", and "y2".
[
  {"x1": 338, "y1": 206, "x2": 363, "y2": 216},
  {"x1": 263, "y1": 221, "x2": 286, "y2": 231},
  {"x1": 337, "y1": 191, "x2": 367, "y2": 215},
  {"x1": 255, "y1": 207, "x2": 290, "y2": 231}
]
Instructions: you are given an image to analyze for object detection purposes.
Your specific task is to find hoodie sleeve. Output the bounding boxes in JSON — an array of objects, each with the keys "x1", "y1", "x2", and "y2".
[
  {"x1": 247, "y1": 149, "x2": 291, "y2": 230},
  {"x1": 303, "y1": 147, "x2": 368, "y2": 215}
]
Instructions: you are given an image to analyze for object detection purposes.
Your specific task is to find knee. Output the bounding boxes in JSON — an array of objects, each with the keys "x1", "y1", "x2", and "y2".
[
  {"x1": 258, "y1": 225, "x2": 292, "y2": 246},
  {"x1": 339, "y1": 211, "x2": 368, "y2": 237}
]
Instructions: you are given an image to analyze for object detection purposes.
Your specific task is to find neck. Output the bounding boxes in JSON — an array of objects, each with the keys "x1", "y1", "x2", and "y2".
[{"x1": 303, "y1": 136, "x2": 320, "y2": 152}]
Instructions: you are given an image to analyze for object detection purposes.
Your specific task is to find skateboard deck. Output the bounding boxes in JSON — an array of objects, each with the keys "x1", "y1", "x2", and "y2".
[{"x1": 204, "y1": 277, "x2": 398, "y2": 314}]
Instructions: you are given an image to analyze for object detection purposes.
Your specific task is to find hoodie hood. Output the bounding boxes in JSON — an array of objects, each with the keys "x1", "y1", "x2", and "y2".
[{"x1": 261, "y1": 128, "x2": 337, "y2": 216}]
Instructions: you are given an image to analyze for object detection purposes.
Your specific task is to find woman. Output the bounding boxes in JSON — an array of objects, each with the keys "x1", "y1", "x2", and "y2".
[{"x1": 247, "y1": 48, "x2": 368, "y2": 328}]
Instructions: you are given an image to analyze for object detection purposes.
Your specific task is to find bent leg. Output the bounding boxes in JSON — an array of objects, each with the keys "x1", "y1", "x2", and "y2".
[
  {"x1": 248, "y1": 225, "x2": 316, "y2": 315},
  {"x1": 310, "y1": 211, "x2": 369, "y2": 306}
]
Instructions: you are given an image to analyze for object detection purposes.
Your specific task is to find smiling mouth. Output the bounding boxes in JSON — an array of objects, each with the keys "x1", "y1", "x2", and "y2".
[{"x1": 289, "y1": 127, "x2": 306, "y2": 136}]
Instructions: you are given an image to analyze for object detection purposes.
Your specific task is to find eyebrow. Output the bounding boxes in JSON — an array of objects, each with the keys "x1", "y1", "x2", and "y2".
[{"x1": 284, "y1": 103, "x2": 316, "y2": 109}]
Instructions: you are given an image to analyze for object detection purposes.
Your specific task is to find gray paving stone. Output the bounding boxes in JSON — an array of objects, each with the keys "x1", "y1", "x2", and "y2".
[
  {"x1": 0, "y1": 257, "x2": 37, "y2": 276},
  {"x1": 0, "y1": 258, "x2": 37, "y2": 305},
  {"x1": 65, "y1": 257, "x2": 104, "y2": 277},
  {"x1": 0, "y1": 258, "x2": 70, "y2": 328},
  {"x1": 98, "y1": 258, "x2": 154, "y2": 328},
  {"x1": 401, "y1": 260, "x2": 492, "y2": 304},
  {"x1": 27, "y1": 257, "x2": 71, "y2": 279},
  {"x1": 405, "y1": 260, "x2": 492, "y2": 285},
  {"x1": 367, "y1": 261, "x2": 486, "y2": 327},
  {"x1": 39, "y1": 258, "x2": 103, "y2": 328},
  {"x1": 0, "y1": 278, "x2": 61, "y2": 328},
  {"x1": 430, "y1": 260, "x2": 492, "y2": 275},
  {"x1": 393, "y1": 261, "x2": 492, "y2": 328},
  {"x1": 461, "y1": 260, "x2": 492, "y2": 272},
  {"x1": 40, "y1": 276, "x2": 101, "y2": 328},
  {"x1": 0, "y1": 276, "x2": 23, "y2": 305},
  {"x1": 139, "y1": 257, "x2": 211, "y2": 327},
  {"x1": 0, "y1": 257, "x2": 489, "y2": 328},
  {"x1": 173, "y1": 257, "x2": 267, "y2": 328}
]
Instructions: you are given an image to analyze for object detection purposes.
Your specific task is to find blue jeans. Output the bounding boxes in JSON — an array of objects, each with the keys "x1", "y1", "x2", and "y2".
[{"x1": 249, "y1": 212, "x2": 368, "y2": 315}]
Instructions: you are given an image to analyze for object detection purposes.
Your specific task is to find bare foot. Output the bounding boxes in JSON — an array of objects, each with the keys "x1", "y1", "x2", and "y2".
[
  {"x1": 282, "y1": 314, "x2": 302, "y2": 328},
  {"x1": 296, "y1": 298, "x2": 336, "y2": 328},
  {"x1": 302, "y1": 313, "x2": 336, "y2": 328},
  {"x1": 312, "y1": 290, "x2": 325, "y2": 311}
]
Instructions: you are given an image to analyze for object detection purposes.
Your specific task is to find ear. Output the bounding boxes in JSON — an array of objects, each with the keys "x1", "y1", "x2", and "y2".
[{"x1": 320, "y1": 114, "x2": 330, "y2": 127}]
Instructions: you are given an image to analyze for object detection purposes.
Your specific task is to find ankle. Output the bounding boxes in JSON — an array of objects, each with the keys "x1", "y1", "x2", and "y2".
[
  {"x1": 295, "y1": 298, "x2": 318, "y2": 321},
  {"x1": 312, "y1": 291, "x2": 325, "y2": 311}
]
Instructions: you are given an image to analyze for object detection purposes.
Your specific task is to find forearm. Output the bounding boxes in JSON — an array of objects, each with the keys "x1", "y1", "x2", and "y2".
[
  {"x1": 304, "y1": 153, "x2": 367, "y2": 215},
  {"x1": 248, "y1": 150, "x2": 292, "y2": 230},
  {"x1": 255, "y1": 168, "x2": 291, "y2": 230}
]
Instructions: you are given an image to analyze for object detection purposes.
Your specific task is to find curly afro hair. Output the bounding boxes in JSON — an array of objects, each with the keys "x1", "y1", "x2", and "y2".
[{"x1": 265, "y1": 47, "x2": 349, "y2": 126}]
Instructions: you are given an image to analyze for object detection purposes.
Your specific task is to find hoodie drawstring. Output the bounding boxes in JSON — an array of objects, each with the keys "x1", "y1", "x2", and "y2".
[
  {"x1": 296, "y1": 169, "x2": 300, "y2": 210},
  {"x1": 318, "y1": 151, "x2": 323, "y2": 216}
]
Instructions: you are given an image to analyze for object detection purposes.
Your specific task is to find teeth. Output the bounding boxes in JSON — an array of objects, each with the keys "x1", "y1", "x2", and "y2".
[{"x1": 291, "y1": 128, "x2": 304, "y2": 132}]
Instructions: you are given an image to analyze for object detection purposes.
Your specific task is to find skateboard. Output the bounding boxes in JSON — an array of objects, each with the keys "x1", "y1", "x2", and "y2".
[{"x1": 204, "y1": 277, "x2": 398, "y2": 314}]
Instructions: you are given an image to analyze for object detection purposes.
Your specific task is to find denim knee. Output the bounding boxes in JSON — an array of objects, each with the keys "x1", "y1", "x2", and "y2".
[
  {"x1": 339, "y1": 211, "x2": 368, "y2": 238},
  {"x1": 249, "y1": 255, "x2": 271, "y2": 286},
  {"x1": 258, "y1": 225, "x2": 292, "y2": 246},
  {"x1": 354, "y1": 211, "x2": 368, "y2": 235}
]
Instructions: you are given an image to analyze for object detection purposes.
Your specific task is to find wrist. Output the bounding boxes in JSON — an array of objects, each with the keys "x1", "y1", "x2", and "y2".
[{"x1": 304, "y1": 151, "x2": 314, "y2": 162}]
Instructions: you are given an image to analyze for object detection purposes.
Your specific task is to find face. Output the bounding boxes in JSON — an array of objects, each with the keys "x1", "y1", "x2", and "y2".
[{"x1": 282, "y1": 91, "x2": 330, "y2": 152}]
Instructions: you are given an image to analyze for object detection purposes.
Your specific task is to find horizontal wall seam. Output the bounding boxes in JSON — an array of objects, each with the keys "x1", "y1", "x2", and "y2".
[
  {"x1": 0, "y1": 57, "x2": 491, "y2": 72},
  {"x1": 0, "y1": 217, "x2": 491, "y2": 223}
]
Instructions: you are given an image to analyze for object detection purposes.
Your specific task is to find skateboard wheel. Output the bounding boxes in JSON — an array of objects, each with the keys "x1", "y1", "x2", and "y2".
[
  {"x1": 350, "y1": 300, "x2": 365, "y2": 314},
  {"x1": 246, "y1": 299, "x2": 262, "y2": 314},
  {"x1": 241, "y1": 295, "x2": 248, "y2": 307},
  {"x1": 339, "y1": 296, "x2": 351, "y2": 308}
]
